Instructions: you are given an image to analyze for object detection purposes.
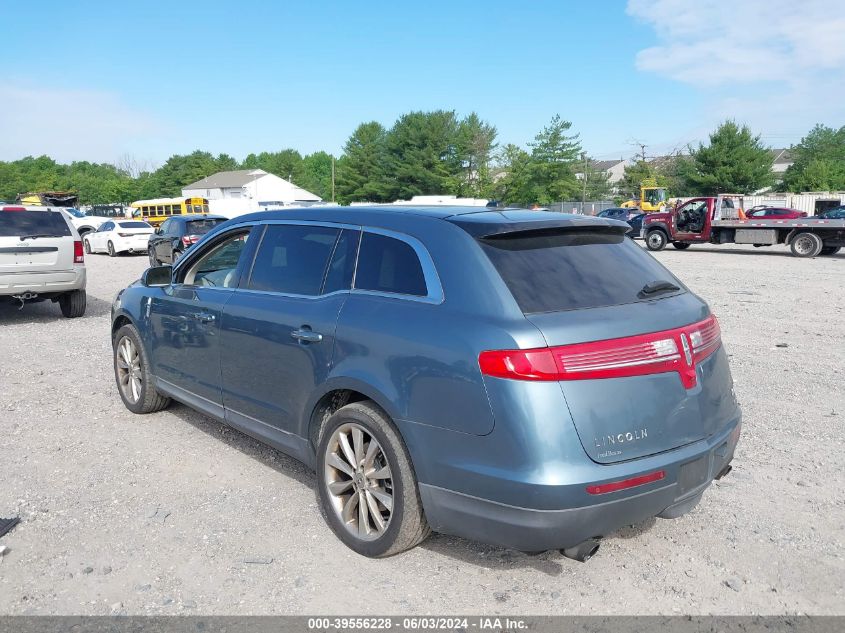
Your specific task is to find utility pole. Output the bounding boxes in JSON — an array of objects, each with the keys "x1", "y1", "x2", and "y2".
[
  {"x1": 639, "y1": 143, "x2": 647, "y2": 163},
  {"x1": 581, "y1": 152, "x2": 588, "y2": 208},
  {"x1": 331, "y1": 157, "x2": 336, "y2": 203}
]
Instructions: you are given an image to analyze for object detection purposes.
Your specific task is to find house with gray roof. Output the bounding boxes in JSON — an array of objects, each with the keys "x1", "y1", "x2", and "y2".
[{"x1": 182, "y1": 169, "x2": 321, "y2": 208}]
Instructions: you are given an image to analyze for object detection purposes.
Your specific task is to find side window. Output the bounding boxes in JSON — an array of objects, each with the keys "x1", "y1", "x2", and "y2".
[
  {"x1": 100, "y1": 222, "x2": 114, "y2": 232},
  {"x1": 248, "y1": 224, "x2": 340, "y2": 296},
  {"x1": 159, "y1": 219, "x2": 171, "y2": 234},
  {"x1": 322, "y1": 229, "x2": 360, "y2": 294},
  {"x1": 355, "y1": 232, "x2": 427, "y2": 297},
  {"x1": 183, "y1": 231, "x2": 251, "y2": 288}
]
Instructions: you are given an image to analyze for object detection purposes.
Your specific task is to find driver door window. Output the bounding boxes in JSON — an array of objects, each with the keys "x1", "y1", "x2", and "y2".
[{"x1": 183, "y1": 231, "x2": 251, "y2": 288}]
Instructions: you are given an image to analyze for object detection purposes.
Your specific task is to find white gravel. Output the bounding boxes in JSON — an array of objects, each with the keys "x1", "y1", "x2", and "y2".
[{"x1": 0, "y1": 244, "x2": 843, "y2": 615}]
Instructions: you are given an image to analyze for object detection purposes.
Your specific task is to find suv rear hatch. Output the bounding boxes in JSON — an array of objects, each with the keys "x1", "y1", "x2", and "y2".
[
  {"x1": 0, "y1": 208, "x2": 76, "y2": 274},
  {"x1": 456, "y1": 212, "x2": 736, "y2": 464}
]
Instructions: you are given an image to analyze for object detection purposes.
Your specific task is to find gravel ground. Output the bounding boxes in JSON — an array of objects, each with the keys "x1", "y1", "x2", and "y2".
[{"x1": 0, "y1": 243, "x2": 843, "y2": 615}]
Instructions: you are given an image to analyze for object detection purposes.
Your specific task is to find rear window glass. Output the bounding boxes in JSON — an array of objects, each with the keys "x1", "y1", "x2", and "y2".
[
  {"x1": 0, "y1": 211, "x2": 71, "y2": 238},
  {"x1": 184, "y1": 219, "x2": 225, "y2": 234},
  {"x1": 355, "y1": 232, "x2": 427, "y2": 297},
  {"x1": 479, "y1": 228, "x2": 685, "y2": 313},
  {"x1": 117, "y1": 221, "x2": 151, "y2": 229}
]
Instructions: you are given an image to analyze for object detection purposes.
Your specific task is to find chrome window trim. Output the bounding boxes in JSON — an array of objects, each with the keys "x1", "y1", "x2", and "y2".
[{"x1": 352, "y1": 227, "x2": 444, "y2": 305}]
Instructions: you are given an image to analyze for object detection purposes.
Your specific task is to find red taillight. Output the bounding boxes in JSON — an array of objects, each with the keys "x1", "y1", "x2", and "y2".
[
  {"x1": 181, "y1": 234, "x2": 200, "y2": 247},
  {"x1": 586, "y1": 470, "x2": 665, "y2": 495},
  {"x1": 117, "y1": 232, "x2": 132, "y2": 237},
  {"x1": 478, "y1": 348, "x2": 558, "y2": 380},
  {"x1": 479, "y1": 315, "x2": 721, "y2": 389},
  {"x1": 2, "y1": 206, "x2": 26, "y2": 211},
  {"x1": 73, "y1": 240, "x2": 84, "y2": 264}
]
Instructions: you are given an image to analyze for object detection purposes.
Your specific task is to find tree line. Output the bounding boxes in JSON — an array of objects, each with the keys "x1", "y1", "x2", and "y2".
[
  {"x1": 1, "y1": 114, "x2": 842, "y2": 206},
  {"x1": 618, "y1": 122, "x2": 845, "y2": 200}
]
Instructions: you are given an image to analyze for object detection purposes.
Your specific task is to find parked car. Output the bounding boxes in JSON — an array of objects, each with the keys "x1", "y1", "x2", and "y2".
[
  {"x1": 83, "y1": 220, "x2": 154, "y2": 256},
  {"x1": 62, "y1": 207, "x2": 107, "y2": 237},
  {"x1": 597, "y1": 208, "x2": 645, "y2": 238},
  {"x1": 111, "y1": 206, "x2": 740, "y2": 559},
  {"x1": 745, "y1": 207, "x2": 807, "y2": 220},
  {"x1": 147, "y1": 215, "x2": 228, "y2": 266},
  {"x1": 0, "y1": 205, "x2": 86, "y2": 317},
  {"x1": 814, "y1": 207, "x2": 845, "y2": 220}
]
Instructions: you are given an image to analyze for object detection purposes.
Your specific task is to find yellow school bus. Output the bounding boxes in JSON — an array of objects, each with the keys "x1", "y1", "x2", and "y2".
[{"x1": 129, "y1": 197, "x2": 209, "y2": 226}]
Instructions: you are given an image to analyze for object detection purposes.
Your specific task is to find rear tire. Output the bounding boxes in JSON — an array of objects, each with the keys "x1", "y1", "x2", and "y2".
[
  {"x1": 790, "y1": 232, "x2": 823, "y2": 258},
  {"x1": 113, "y1": 324, "x2": 171, "y2": 414},
  {"x1": 59, "y1": 290, "x2": 86, "y2": 318},
  {"x1": 317, "y1": 401, "x2": 430, "y2": 557},
  {"x1": 672, "y1": 242, "x2": 691, "y2": 250},
  {"x1": 646, "y1": 230, "x2": 668, "y2": 251},
  {"x1": 819, "y1": 246, "x2": 841, "y2": 256},
  {"x1": 148, "y1": 248, "x2": 158, "y2": 267},
  {"x1": 108, "y1": 241, "x2": 117, "y2": 257}
]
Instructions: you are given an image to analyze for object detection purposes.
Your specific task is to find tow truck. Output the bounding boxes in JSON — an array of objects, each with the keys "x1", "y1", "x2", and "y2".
[{"x1": 641, "y1": 195, "x2": 845, "y2": 258}]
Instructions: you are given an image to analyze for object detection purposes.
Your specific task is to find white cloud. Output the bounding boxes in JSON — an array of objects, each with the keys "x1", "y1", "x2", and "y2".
[
  {"x1": 627, "y1": 0, "x2": 845, "y2": 144},
  {"x1": 0, "y1": 82, "x2": 162, "y2": 163},
  {"x1": 628, "y1": 0, "x2": 845, "y2": 86}
]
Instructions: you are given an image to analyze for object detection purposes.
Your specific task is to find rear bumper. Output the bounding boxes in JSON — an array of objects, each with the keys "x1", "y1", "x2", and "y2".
[
  {"x1": 418, "y1": 417, "x2": 739, "y2": 551},
  {"x1": 0, "y1": 267, "x2": 86, "y2": 295}
]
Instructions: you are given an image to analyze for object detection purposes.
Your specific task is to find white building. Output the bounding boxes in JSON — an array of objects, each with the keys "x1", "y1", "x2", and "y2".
[{"x1": 182, "y1": 169, "x2": 321, "y2": 217}]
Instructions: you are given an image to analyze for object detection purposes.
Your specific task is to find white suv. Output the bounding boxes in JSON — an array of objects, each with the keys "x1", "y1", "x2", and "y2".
[{"x1": 0, "y1": 205, "x2": 87, "y2": 317}]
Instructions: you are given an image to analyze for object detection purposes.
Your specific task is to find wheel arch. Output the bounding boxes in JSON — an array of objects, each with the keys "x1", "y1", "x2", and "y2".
[{"x1": 303, "y1": 378, "x2": 402, "y2": 455}]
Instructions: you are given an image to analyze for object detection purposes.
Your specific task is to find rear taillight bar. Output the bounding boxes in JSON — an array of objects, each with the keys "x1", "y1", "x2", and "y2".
[
  {"x1": 586, "y1": 469, "x2": 665, "y2": 495},
  {"x1": 2, "y1": 206, "x2": 26, "y2": 211},
  {"x1": 73, "y1": 240, "x2": 84, "y2": 264},
  {"x1": 479, "y1": 315, "x2": 721, "y2": 389}
]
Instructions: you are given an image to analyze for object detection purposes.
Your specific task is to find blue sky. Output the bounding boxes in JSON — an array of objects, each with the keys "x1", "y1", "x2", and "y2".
[{"x1": 1, "y1": 0, "x2": 843, "y2": 165}]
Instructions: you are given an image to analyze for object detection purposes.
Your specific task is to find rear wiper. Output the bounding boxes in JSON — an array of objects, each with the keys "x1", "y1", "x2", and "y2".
[
  {"x1": 638, "y1": 280, "x2": 681, "y2": 298},
  {"x1": 19, "y1": 234, "x2": 59, "y2": 241}
]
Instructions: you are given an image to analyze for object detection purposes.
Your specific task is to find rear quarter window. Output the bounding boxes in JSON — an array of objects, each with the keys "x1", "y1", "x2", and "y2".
[
  {"x1": 0, "y1": 211, "x2": 72, "y2": 238},
  {"x1": 355, "y1": 232, "x2": 427, "y2": 297},
  {"x1": 478, "y1": 228, "x2": 685, "y2": 313}
]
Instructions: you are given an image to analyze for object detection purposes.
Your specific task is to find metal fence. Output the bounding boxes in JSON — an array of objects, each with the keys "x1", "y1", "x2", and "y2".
[{"x1": 543, "y1": 200, "x2": 617, "y2": 216}]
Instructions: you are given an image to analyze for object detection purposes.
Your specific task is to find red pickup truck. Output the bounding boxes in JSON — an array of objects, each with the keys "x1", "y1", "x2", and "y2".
[{"x1": 641, "y1": 196, "x2": 845, "y2": 258}]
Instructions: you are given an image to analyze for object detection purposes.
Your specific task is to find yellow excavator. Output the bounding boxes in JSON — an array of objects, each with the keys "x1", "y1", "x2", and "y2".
[{"x1": 620, "y1": 179, "x2": 669, "y2": 213}]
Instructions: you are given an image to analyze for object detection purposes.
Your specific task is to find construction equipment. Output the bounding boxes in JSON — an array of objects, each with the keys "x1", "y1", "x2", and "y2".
[
  {"x1": 16, "y1": 191, "x2": 79, "y2": 207},
  {"x1": 620, "y1": 179, "x2": 669, "y2": 213}
]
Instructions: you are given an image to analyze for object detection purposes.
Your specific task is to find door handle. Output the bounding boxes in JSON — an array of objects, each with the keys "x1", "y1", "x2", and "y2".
[
  {"x1": 192, "y1": 312, "x2": 216, "y2": 324},
  {"x1": 291, "y1": 328, "x2": 323, "y2": 343}
]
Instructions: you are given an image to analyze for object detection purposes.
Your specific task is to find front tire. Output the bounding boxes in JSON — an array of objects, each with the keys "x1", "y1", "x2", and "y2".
[
  {"x1": 672, "y1": 242, "x2": 691, "y2": 250},
  {"x1": 148, "y1": 248, "x2": 159, "y2": 267},
  {"x1": 790, "y1": 232, "x2": 823, "y2": 258},
  {"x1": 317, "y1": 401, "x2": 430, "y2": 557},
  {"x1": 107, "y1": 241, "x2": 117, "y2": 257},
  {"x1": 113, "y1": 324, "x2": 171, "y2": 414},
  {"x1": 646, "y1": 230, "x2": 668, "y2": 251},
  {"x1": 59, "y1": 289, "x2": 86, "y2": 318}
]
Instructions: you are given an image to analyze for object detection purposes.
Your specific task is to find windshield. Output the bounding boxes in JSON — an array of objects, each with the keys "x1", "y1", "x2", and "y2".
[
  {"x1": 644, "y1": 188, "x2": 666, "y2": 204},
  {"x1": 479, "y1": 227, "x2": 685, "y2": 313},
  {"x1": 0, "y1": 210, "x2": 72, "y2": 238}
]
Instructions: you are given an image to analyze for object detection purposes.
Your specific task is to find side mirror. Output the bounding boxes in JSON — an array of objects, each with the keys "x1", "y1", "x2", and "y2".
[{"x1": 142, "y1": 265, "x2": 173, "y2": 287}]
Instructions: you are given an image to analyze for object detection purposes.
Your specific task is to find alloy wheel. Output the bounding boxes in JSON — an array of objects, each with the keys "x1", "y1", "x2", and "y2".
[
  {"x1": 324, "y1": 423, "x2": 394, "y2": 541},
  {"x1": 116, "y1": 336, "x2": 142, "y2": 403}
]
